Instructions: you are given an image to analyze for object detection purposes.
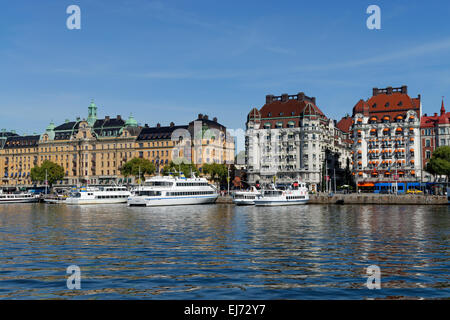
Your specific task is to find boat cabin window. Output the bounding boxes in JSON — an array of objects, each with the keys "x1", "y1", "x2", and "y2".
[
  {"x1": 137, "y1": 191, "x2": 162, "y2": 196},
  {"x1": 144, "y1": 181, "x2": 173, "y2": 187}
]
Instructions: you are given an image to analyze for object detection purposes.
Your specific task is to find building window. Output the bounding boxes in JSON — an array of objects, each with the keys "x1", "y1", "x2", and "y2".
[
  {"x1": 425, "y1": 139, "x2": 430, "y2": 147},
  {"x1": 426, "y1": 151, "x2": 431, "y2": 159}
]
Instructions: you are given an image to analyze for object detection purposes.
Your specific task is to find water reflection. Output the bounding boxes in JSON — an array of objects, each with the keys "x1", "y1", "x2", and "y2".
[{"x1": 0, "y1": 203, "x2": 448, "y2": 299}]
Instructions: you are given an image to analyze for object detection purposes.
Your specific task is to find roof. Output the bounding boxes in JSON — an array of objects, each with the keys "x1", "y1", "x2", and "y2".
[
  {"x1": 3, "y1": 135, "x2": 40, "y2": 149},
  {"x1": 421, "y1": 101, "x2": 450, "y2": 128},
  {"x1": 336, "y1": 116, "x2": 353, "y2": 133},
  {"x1": 137, "y1": 125, "x2": 188, "y2": 141},
  {"x1": 248, "y1": 92, "x2": 326, "y2": 122},
  {"x1": 353, "y1": 86, "x2": 421, "y2": 120}
]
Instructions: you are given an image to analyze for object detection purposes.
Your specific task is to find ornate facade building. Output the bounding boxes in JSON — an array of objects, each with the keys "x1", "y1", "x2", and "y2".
[
  {"x1": 0, "y1": 103, "x2": 235, "y2": 187},
  {"x1": 351, "y1": 86, "x2": 422, "y2": 191},
  {"x1": 420, "y1": 99, "x2": 450, "y2": 181},
  {"x1": 245, "y1": 91, "x2": 352, "y2": 191}
]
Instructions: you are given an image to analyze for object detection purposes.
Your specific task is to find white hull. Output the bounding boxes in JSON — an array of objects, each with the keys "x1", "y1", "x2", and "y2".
[
  {"x1": 0, "y1": 198, "x2": 39, "y2": 204},
  {"x1": 254, "y1": 199, "x2": 308, "y2": 206},
  {"x1": 66, "y1": 198, "x2": 128, "y2": 205},
  {"x1": 128, "y1": 195, "x2": 218, "y2": 207}
]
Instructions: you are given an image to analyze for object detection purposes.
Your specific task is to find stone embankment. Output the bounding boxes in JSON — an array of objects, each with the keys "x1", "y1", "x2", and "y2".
[
  {"x1": 309, "y1": 193, "x2": 447, "y2": 205},
  {"x1": 217, "y1": 194, "x2": 448, "y2": 205}
]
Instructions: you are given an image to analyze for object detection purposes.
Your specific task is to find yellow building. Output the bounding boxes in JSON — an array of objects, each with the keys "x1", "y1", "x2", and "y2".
[{"x1": 0, "y1": 104, "x2": 236, "y2": 187}]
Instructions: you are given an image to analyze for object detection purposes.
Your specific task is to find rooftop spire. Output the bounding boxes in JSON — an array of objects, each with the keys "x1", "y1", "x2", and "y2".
[{"x1": 441, "y1": 96, "x2": 445, "y2": 116}]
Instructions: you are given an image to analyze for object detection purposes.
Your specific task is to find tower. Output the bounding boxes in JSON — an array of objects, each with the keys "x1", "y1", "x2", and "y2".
[{"x1": 87, "y1": 100, "x2": 97, "y2": 127}]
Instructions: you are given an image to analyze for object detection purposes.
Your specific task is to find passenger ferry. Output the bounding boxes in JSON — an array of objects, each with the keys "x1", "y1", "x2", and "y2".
[
  {"x1": 127, "y1": 175, "x2": 218, "y2": 207},
  {"x1": 232, "y1": 186, "x2": 261, "y2": 205},
  {"x1": 254, "y1": 182, "x2": 309, "y2": 206},
  {"x1": 0, "y1": 190, "x2": 39, "y2": 203},
  {"x1": 65, "y1": 186, "x2": 131, "y2": 205}
]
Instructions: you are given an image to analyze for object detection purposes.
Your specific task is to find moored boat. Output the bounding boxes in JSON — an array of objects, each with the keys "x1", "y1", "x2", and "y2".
[
  {"x1": 232, "y1": 186, "x2": 261, "y2": 205},
  {"x1": 254, "y1": 181, "x2": 309, "y2": 206},
  {"x1": 0, "y1": 190, "x2": 39, "y2": 203},
  {"x1": 65, "y1": 186, "x2": 131, "y2": 205},
  {"x1": 127, "y1": 174, "x2": 218, "y2": 207}
]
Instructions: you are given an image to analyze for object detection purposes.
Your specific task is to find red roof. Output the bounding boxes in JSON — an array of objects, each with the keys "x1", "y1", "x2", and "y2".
[
  {"x1": 336, "y1": 116, "x2": 352, "y2": 133},
  {"x1": 353, "y1": 87, "x2": 420, "y2": 121},
  {"x1": 421, "y1": 100, "x2": 450, "y2": 127},
  {"x1": 257, "y1": 99, "x2": 325, "y2": 119}
]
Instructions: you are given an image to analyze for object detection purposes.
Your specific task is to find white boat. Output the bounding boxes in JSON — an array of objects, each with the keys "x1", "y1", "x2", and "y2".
[
  {"x1": 232, "y1": 186, "x2": 261, "y2": 205},
  {"x1": 127, "y1": 175, "x2": 218, "y2": 207},
  {"x1": 43, "y1": 194, "x2": 68, "y2": 204},
  {"x1": 254, "y1": 182, "x2": 309, "y2": 206},
  {"x1": 65, "y1": 186, "x2": 131, "y2": 205},
  {"x1": 0, "y1": 190, "x2": 39, "y2": 203}
]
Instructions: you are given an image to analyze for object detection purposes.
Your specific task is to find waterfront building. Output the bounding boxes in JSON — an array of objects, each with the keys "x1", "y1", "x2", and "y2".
[
  {"x1": 245, "y1": 91, "x2": 352, "y2": 191},
  {"x1": 136, "y1": 114, "x2": 235, "y2": 173},
  {"x1": 0, "y1": 134, "x2": 40, "y2": 186},
  {"x1": 135, "y1": 122, "x2": 188, "y2": 174},
  {"x1": 351, "y1": 86, "x2": 422, "y2": 192},
  {"x1": 420, "y1": 99, "x2": 450, "y2": 181},
  {"x1": 0, "y1": 103, "x2": 236, "y2": 187}
]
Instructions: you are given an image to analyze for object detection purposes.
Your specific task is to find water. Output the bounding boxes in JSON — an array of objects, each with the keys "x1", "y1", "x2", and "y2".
[{"x1": 0, "y1": 203, "x2": 448, "y2": 299}]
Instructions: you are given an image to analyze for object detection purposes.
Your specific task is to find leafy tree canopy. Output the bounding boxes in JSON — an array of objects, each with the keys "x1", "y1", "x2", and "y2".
[
  {"x1": 161, "y1": 161, "x2": 199, "y2": 178},
  {"x1": 30, "y1": 160, "x2": 65, "y2": 186},
  {"x1": 425, "y1": 146, "x2": 450, "y2": 178},
  {"x1": 120, "y1": 157, "x2": 155, "y2": 180}
]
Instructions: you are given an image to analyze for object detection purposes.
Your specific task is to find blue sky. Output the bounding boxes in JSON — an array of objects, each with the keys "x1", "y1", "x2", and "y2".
[{"x1": 1, "y1": 0, "x2": 450, "y2": 150}]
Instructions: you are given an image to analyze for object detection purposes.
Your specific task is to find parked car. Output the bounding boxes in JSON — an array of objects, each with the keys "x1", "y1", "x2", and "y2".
[{"x1": 407, "y1": 189, "x2": 423, "y2": 194}]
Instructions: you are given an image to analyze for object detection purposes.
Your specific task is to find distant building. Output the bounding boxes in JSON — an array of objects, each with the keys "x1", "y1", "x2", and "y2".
[
  {"x1": 351, "y1": 86, "x2": 422, "y2": 192},
  {"x1": 420, "y1": 99, "x2": 450, "y2": 181},
  {"x1": 245, "y1": 91, "x2": 351, "y2": 191}
]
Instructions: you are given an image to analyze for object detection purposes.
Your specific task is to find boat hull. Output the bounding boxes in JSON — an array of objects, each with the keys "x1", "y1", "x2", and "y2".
[
  {"x1": 254, "y1": 199, "x2": 309, "y2": 206},
  {"x1": 65, "y1": 198, "x2": 128, "y2": 205},
  {"x1": 128, "y1": 195, "x2": 218, "y2": 207},
  {"x1": 0, "y1": 198, "x2": 39, "y2": 204}
]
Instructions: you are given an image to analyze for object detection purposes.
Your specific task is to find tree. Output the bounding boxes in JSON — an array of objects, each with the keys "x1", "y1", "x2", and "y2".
[
  {"x1": 30, "y1": 160, "x2": 65, "y2": 187},
  {"x1": 120, "y1": 158, "x2": 155, "y2": 181},
  {"x1": 425, "y1": 146, "x2": 450, "y2": 181},
  {"x1": 202, "y1": 163, "x2": 228, "y2": 184},
  {"x1": 161, "y1": 161, "x2": 199, "y2": 178}
]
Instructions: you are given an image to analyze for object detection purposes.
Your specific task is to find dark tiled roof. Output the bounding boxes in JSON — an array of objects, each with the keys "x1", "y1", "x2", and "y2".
[
  {"x1": 4, "y1": 135, "x2": 40, "y2": 149},
  {"x1": 93, "y1": 118, "x2": 125, "y2": 128},
  {"x1": 0, "y1": 132, "x2": 19, "y2": 138},
  {"x1": 54, "y1": 121, "x2": 80, "y2": 131},
  {"x1": 137, "y1": 125, "x2": 188, "y2": 141}
]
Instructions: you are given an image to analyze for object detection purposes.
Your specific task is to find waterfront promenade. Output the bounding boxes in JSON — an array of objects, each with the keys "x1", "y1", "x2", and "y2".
[{"x1": 216, "y1": 194, "x2": 448, "y2": 205}]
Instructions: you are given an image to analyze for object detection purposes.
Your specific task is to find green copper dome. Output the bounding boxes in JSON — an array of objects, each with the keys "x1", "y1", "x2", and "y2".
[
  {"x1": 46, "y1": 121, "x2": 55, "y2": 132},
  {"x1": 125, "y1": 113, "x2": 138, "y2": 127}
]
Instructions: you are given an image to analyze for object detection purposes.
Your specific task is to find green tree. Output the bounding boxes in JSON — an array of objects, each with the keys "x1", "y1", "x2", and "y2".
[
  {"x1": 425, "y1": 146, "x2": 450, "y2": 181},
  {"x1": 30, "y1": 160, "x2": 65, "y2": 187},
  {"x1": 120, "y1": 157, "x2": 155, "y2": 181},
  {"x1": 161, "y1": 161, "x2": 199, "y2": 178},
  {"x1": 202, "y1": 163, "x2": 228, "y2": 184}
]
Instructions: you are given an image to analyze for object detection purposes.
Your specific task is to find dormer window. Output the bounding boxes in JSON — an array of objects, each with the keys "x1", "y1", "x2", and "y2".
[
  {"x1": 385, "y1": 102, "x2": 390, "y2": 107},
  {"x1": 279, "y1": 112, "x2": 283, "y2": 116},
  {"x1": 372, "y1": 104, "x2": 377, "y2": 108},
  {"x1": 268, "y1": 112, "x2": 272, "y2": 117},
  {"x1": 398, "y1": 101, "x2": 403, "y2": 106}
]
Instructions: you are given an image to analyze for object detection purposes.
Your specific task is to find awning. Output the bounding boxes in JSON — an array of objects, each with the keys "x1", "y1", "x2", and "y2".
[{"x1": 358, "y1": 182, "x2": 374, "y2": 187}]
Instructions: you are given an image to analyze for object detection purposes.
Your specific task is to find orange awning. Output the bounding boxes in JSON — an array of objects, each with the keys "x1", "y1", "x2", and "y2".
[{"x1": 358, "y1": 182, "x2": 374, "y2": 187}]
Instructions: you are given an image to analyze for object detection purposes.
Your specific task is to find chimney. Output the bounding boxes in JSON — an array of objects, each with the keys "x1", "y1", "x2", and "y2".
[
  {"x1": 105, "y1": 116, "x2": 110, "y2": 121},
  {"x1": 401, "y1": 86, "x2": 407, "y2": 94},
  {"x1": 170, "y1": 122, "x2": 174, "y2": 127},
  {"x1": 297, "y1": 92, "x2": 305, "y2": 101},
  {"x1": 198, "y1": 113, "x2": 203, "y2": 119},
  {"x1": 203, "y1": 115, "x2": 209, "y2": 120},
  {"x1": 312, "y1": 97, "x2": 316, "y2": 105},
  {"x1": 281, "y1": 93, "x2": 289, "y2": 102},
  {"x1": 76, "y1": 116, "x2": 80, "y2": 121},
  {"x1": 213, "y1": 117, "x2": 217, "y2": 122},
  {"x1": 157, "y1": 123, "x2": 161, "y2": 128},
  {"x1": 434, "y1": 113, "x2": 438, "y2": 117},
  {"x1": 117, "y1": 115, "x2": 121, "y2": 120},
  {"x1": 373, "y1": 88, "x2": 379, "y2": 96},
  {"x1": 266, "y1": 95, "x2": 274, "y2": 104},
  {"x1": 144, "y1": 123, "x2": 149, "y2": 128},
  {"x1": 387, "y1": 87, "x2": 393, "y2": 95},
  {"x1": 424, "y1": 113, "x2": 427, "y2": 117}
]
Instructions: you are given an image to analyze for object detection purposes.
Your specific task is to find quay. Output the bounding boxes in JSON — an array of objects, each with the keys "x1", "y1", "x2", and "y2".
[{"x1": 217, "y1": 194, "x2": 448, "y2": 205}]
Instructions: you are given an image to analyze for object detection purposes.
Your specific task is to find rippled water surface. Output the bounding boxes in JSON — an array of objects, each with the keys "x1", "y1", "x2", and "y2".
[{"x1": 0, "y1": 203, "x2": 448, "y2": 299}]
